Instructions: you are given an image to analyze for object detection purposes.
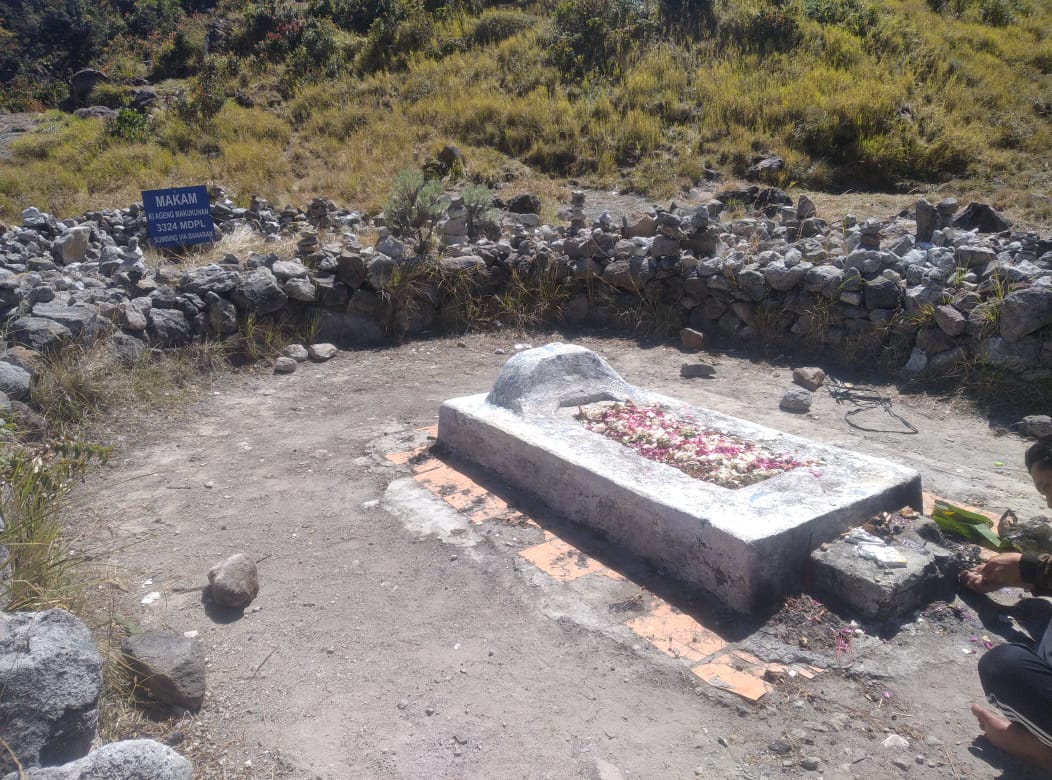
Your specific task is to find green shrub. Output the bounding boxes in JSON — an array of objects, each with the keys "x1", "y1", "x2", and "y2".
[
  {"x1": 658, "y1": 0, "x2": 714, "y2": 38},
  {"x1": 803, "y1": 0, "x2": 879, "y2": 36},
  {"x1": 550, "y1": 0, "x2": 655, "y2": 79},
  {"x1": 106, "y1": 108, "x2": 153, "y2": 143},
  {"x1": 461, "y1": 183, "x2": 500, "y2": 241},
  {"x1": 90, "y1": 83, "x2": 130, "y2": 109},
  {"x1": 471, "y1": 9, "x2": 533, "y2": 46},
  {"x1": 385, "y1": 168, "x2": 448, "y2": 253},
  {"x1": 356, "y1": 0, "x2": 433, "y2": 72}
]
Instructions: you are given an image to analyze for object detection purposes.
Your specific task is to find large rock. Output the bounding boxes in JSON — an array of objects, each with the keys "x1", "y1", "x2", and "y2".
[
  {"x1": 69, "y1": 69, "x2": 108, "y2": 106},
  {"x1": 981, "y1": 335, "x2": 1040, "y2": 372},
  {"x1": 0, "y1": 610, "x2": 103, "y2": 772},
  {"x1": 205, "y1": 291, "x2": 238, "y2": 335},
  {"x1": 0, "y1": 361, "x2": 32, "y2": 401},
  {"x1": 121, "y1": 632, "x2": 206, "y2": 711},
  {"x1": 51, "y1": 227, "x2": 91, "y2": 265},
  {"x1": 952, "y1": 202, "x2": 1012, "y2": 233},
  {"x1": 1, "y1": 739, "x2": 192, "y2": 780},
  {"x1": 146, "y1": 308, "x2": 192, "y2": 348},
  {"x1": 933, "y1": 304, "x2": 967, "y2": 337},
  {"x1": 29, "y1": 302, "x2": 105, "y2": 343},
  {"x1": 1021, "y1": 415, "x2": 1052, "y2": 438},
  {"x1": 779, "y1": 386, "x2": 812, "y2": 413},
  {"x1": 764, "y1": 261, "x2": 808, "y2": 292},
  {"x1": 864, "y1": 276, "x2": 902, "y2": 310},
  {"x1": 507, "y1": 193, "x2": 541, "y2": 214},
  {"x1": 179, "y1": 264, "x2": 239, "y2": 295},
  {"x1": 232, "y1": 268, "x2": 287, "y2": 314},
  {"x1": 792, "y1": 366, "x2": 826, "y2": 391},
  {"x1": 207, "y1": 553, "x2": 260, "y2": 608},
  {"x1": 107, "y1": 332, "x2": 146, "y2": 366},
  {"x1": 999, "y1": 288, "x2": 1052, "y2": 342}
]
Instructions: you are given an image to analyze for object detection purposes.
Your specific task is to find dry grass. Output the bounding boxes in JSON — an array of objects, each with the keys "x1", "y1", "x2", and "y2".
[
  {"x1": 157, "y1": 223, "x2": 300, "y2": 270},
  {"x1": 0, "y1": 0, "x2": 1048, "y2": 227}
]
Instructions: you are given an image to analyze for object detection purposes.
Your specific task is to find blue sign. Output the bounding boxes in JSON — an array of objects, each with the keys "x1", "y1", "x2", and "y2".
[{"x1": 142, "y1": 185, "x2": 215, "y2": 248}]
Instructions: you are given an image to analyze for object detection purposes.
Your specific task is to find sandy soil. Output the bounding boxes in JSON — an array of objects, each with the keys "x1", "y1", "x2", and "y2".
[{"x1": 68, "y1": 331, "x2": 1052, "y2": 779}]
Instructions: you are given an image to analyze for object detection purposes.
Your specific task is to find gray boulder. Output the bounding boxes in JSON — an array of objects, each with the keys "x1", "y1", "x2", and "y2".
[
  {"x1": 232, "y1": 268, "x2": 287, "y2": 314},
  {"x1": 0, "y1": 610, "x2": 103, "y2": 773},
  {"x1": 764, "y1": 261, "x2": 807, "y2": 292},
  {"x1": 207, "y1": 552, "x2": 260, "y2": 608},
  {"x1": 680, "y1": 360, "x2": 716, "y2": 379},
  {"x1": 779, "y1": 386, "x2": 812, "y2": 413},
  {"x1": 864, "y1": 276, "x2": 901, "y2": 310},
  {"x1": 107, "y1": 332, "x2": 146, "y2": 367},
  {"x1": 999, "y1": 288, "x2": 1052, "y2": 342},
  {"x1": 0, "y1": 361, "x2": 31, "y2": 401},
  {"x1": 51, "y1": 227, "x2": 91, "y2": 265},
  {"x1": 956, "y1": 245, "x2": 997, "y2": 268},
  {"x1": 205, "y1": 291, "x2": 238, "y2": 336},
  {"x1": 179, "y1": 264, "x2": 239, "y2": 296},
  {"x1": 307, "y1": 343, "x2": 338, "y2": 362},
  {"x1": 118, "y1": 299, "x2": 150, "y2": 332},
  {"x1": 0, "y1": 739, "x2": 191, "y2": 780},
  {"x1": 282, "y1": 344, "x2": 309, "y2": 362},
  {"x1": 981, "y1": 335, "x2": 1040, "y2": 372},
  {"x1": 1021, "y1": 415, "x2": 1052, "y2": 438},
  {"x1": 284, "y1": 277, "x2": 317, "y2": 302},
  {"x1": 271, "y1": 260, "x2": 309, "y2": 280},
  {"x1": 29, "y1": 302, "x2": 105, "y2": 343},
  {"x1": 934, "y1": 304, "x2": 967, "y2": 337},
  {"x1": 953, "y1": 202, "x2": 1012, "y2": 233},
  {"x1": 273, "y1": 356, "x2": 297, "y2": 374},
  {"x1": 121, "y1": 632, "x2": 206, "y2": 711},
  {"x1": 7, "y1": 315, "x2": 71, "y2": 353},
  {"x1": 146, "y1": 308, "x2": 192, "y2": 348}
]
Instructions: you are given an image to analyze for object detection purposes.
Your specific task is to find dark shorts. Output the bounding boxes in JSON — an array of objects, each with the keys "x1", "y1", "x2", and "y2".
[{"x1": 978, "y1": 620, "x2": 1052, "y2": 749}]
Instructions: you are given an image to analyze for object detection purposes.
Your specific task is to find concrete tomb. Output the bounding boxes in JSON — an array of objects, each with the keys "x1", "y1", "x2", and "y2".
[{"x1": 437, "y1": 344, "x2": 922, "y2": 613}]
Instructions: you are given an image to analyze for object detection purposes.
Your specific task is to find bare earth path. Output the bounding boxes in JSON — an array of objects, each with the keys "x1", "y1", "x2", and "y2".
[{"x1": 71, "y1": 333, "x2": 1051, "y2": 779}]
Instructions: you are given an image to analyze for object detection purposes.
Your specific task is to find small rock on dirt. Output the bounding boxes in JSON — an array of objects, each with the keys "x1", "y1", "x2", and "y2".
[
  {"x1": 882, "y1": 734, "x2": 910, "y2": 749},
  {"x1": 681, "y1": 360, "x2": 715, "y2": 379},
  {"x1": 273, "y1": 357, "x2": 297, "y2": 374},
  {"x1": 307, "y1": 343, "x2": 338, "y2": 361},
  {"x1": 679, "y1": 327, "x2": 705, "y2": 351},
  {"x1": 121, "y1": 631, "x2": 206, "y2": 711},
  {"x1": 780, "y1": 386, "x2": 812, "y2": 413},
  {"x1": 792, "y1": 366, "x2": 826, "y2": 391},
  {"x1": 768, "y1": 739, "x2": 792, "y2": 754},
  {"x1": 208, "y1": 552, "x2": 260, "y2": 608},
  {"x1": 282, "y1": 344, "x2": 309, "y2": 362},
  {"x1": 800, "y1": 756, "x2": 820, "y2": 770}
]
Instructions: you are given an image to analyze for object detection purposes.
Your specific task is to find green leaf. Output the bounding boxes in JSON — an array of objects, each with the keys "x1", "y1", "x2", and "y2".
[{"x1": 932, "y1": 500, "x2": 1013, "y2": 551}]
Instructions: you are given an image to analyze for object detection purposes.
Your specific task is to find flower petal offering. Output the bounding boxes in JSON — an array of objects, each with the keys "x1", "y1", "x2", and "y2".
[{"x1": 576, "y1": 401, "x2": 815, "y2": 488}]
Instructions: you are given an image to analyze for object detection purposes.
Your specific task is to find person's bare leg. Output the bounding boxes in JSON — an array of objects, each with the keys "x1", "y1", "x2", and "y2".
[{"x1": 973, "y1": 704, "x2": 1052, "y2": 770}]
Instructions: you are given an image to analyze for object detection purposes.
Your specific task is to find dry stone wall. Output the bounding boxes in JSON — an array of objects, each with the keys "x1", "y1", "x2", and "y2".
[{"x1": 1, "y1": 186, "x2": 1050, "y2": 385}]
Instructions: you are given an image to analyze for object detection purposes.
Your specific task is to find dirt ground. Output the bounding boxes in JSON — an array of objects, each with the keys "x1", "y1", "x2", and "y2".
[{"x1": 68, "y1": 331, "x2": 1052, "y2": 780}]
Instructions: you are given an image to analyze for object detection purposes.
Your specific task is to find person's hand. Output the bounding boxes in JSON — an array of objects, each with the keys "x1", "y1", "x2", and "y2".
[{"x1": 960, "y1": 553, "x2": 1025, "y2": 593}]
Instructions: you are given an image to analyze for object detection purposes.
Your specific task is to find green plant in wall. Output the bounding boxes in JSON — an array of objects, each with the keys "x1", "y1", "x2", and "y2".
[
  {"x1": 461, "y1": 184, "x2": 501, "y2": 242},
  {"x1": 385, "y1": 168, "x2": 448, "y2": 254}
]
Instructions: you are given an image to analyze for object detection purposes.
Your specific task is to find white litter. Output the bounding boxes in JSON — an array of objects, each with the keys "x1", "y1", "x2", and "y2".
[
  {"x1": 857, "y1": 543, "x2": 908, "y2": 569},
  {"x1": 141, "y1": 591, "x2": 161, "y2": 605}
]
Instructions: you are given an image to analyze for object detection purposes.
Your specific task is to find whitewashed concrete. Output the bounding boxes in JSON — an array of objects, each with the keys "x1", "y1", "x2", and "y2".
[{"x1": 437, "y1": 344, "x2": 922, "y2": 613}]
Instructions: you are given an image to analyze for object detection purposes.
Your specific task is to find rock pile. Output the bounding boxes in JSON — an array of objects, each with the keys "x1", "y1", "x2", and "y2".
[
  {"x1": 0, "y1": 609, "x2": 189, "y2": 776},
  {"x1": 0, "y1": 185, "x2": 1048, "y2": 387}
]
